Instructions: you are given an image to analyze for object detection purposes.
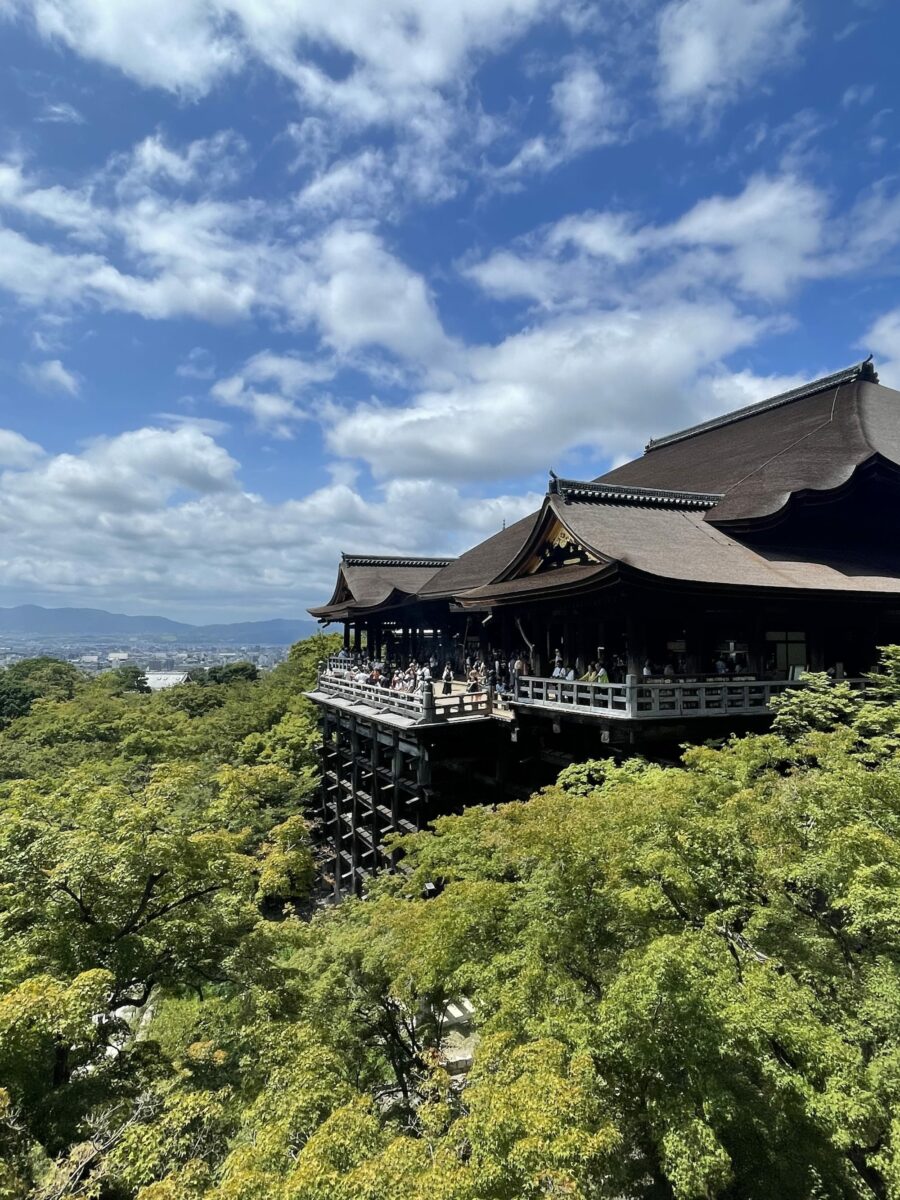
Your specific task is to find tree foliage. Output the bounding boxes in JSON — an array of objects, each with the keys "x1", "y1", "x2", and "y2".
[{"x1": 4, "y1": 643, "x2": 900, "y2": 1198}]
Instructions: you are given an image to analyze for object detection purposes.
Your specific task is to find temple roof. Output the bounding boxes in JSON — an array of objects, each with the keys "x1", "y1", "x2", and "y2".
[
  {"x1": 646, "y1": 358, "x2": 878, "y2": 451},
  {"x1": 550, "y1": 475, "x2": 723, "y2": 509},
  {"x1": 308, "y1": 553, "x2": 454, "y2": 620},
  {"x1": 417, "y1": 514, "x2": 539, "y2": 599},
  {"x1": 460, "y1": 480, "x2": 900, "y2": 605},
  {"x1": 308, "y1": 357, "x2": 900, "y2": 617},
  {"x1": 597, "y1": 360, "x2": 900, "y2": 524}
]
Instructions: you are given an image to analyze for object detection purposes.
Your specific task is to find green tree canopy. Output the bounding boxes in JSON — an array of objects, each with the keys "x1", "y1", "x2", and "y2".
[{"x1": 5, "y1": 639, "x2": 900, "y2": 1200}]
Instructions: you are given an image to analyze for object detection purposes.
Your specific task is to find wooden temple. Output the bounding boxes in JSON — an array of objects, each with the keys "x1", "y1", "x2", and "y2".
[{"x1": 307, "y1": 358, "x2": 900, "y2": 894}]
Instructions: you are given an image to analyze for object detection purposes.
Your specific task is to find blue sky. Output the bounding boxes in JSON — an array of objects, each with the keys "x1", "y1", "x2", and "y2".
[{"x1": 0, "y1": 0, "x2": 898, "y2": 622}]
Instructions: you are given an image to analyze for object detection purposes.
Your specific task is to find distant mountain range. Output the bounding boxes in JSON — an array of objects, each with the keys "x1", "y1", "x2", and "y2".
[{"x1": 0, "y1": 605, "x2": 318, "y2": 645}]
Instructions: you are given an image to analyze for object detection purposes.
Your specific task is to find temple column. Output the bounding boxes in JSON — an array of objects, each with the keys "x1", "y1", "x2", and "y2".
[{"x1": 625, "y1": 600, "x2": 647, "y2": 678}]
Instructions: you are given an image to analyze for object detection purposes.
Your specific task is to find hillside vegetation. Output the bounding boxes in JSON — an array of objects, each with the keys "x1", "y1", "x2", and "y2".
[{"x1": 2, "y1": 642, "x2": 900, "y2": 1198}]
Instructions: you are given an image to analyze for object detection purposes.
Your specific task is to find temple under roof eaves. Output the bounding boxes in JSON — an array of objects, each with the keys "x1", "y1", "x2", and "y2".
[
  {"x1": 310, "y1": 359, "x2": 900, "y2": 677},
  {"x1": 308, "y1": 357, "x2": 900, "y2": 898}
]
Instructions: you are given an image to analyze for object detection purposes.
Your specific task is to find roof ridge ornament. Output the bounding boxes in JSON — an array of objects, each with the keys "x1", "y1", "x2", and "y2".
[
  {"x1": 340, "y1": 553, "x2": 456, "y2": 568},
  {"x1": 645, "y1": 357, "x2": 879, "y2": 453},
  {"x1": 551, "y1": 477, "x2": 723, "y2": 509}
]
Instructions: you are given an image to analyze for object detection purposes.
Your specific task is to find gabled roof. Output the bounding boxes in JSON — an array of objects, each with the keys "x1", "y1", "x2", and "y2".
[
  {"x1": 308, "y1": 553, "x2": 454, "y2": 620},
  {"x1": 308, "y1": 357, "x2": 900, "y2": 616},
  {"x1": 417, "y1": 513, "x2": 540, "y2": 599},
  {"x1": 460, "y1": 467, "x2": 900, "y2": 606},
  {"x1": 598, "y1": 360, "x2": 900, "y2": 524}
]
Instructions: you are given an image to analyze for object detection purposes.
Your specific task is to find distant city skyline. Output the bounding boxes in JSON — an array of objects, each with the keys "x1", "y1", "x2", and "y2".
[{"x1": 1, "y1": 0, "x2": 899, "y2": 622}]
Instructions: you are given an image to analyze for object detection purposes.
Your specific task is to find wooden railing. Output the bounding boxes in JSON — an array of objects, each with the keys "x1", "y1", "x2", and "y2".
[
  {"x1": 317, "y1": 665, "x2": 867, "y2": 723},
  {"x1": 514, "y1": 674, "x2": 866, "y2": 720},
  {"x1": 314, "y1": 666, "x2": 494, "y2": 724}
]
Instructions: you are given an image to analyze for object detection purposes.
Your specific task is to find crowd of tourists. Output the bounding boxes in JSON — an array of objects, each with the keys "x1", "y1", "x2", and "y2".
[
  {"x1": 327, "y1": 647, "x2": 767, "y2": 694},
  {"x1": 326, "y1": 648, "x2": 535, "y2": 699}
]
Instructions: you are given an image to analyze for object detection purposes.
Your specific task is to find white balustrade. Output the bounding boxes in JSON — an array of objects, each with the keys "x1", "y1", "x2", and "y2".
[
  {"x1": 315, "y1": 667, "x2": 493, "y2": 723},
  {"x1": 319, "y1": 662, "x2": 866, "y2": 724},
  {"x1": 514, "y1": 674, "x2": 866, "y2": 720}
]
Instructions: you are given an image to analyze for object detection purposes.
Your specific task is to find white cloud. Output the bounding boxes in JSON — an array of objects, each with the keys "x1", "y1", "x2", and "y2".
[
  {"x1": 155, "y1": 413, "x2": 231, "y2": 438},
  {"x1": 0, "y1": 144, "x2": 457, "y2": 367},
  {"x1": 7, "y1": 0, "x2": 554, "y2": 116},
  {"x1": 551, "y1": 58, "x2": 623, "y2": 153},
  {"x1": 865, "y1": 308, "x2": 900, "y2": 387},
  {"x1": 3, "y1": 0, "x2": 573, "y2": 222},
  {"x1": 297, "y1": 224, "x2": 452, "y2": 362},
  {"x1": 21, "y1": 357, "x2": 81, "y2": 395},
  {"x1": 664, "y1": 173, "x2": 826, "y2": 299},
  {"x1": 0, "y1": 160, "x2": 99, "y2": 241},
  {"x1": 494, "y1": 56, "x2": 626, "y2": 179},
  {"x1": 0, "y1": 429, "x2": 44, "y2": 468},
  {"x1": 325, "y1": 301, "x2": 767, "y2": 481},
  {"x1": 112, "y1": 131, "x2": 248, "y2": 198},
  {"x1": 18, "y1": 0, "x2": 243, "y2": 96},
  {"x1": 842, "y1": 83, "x2": 875, "y2": 109},
  {"x1": 0, "y1": 422, "x2": 537, "y2": 618},
  {"x1": 2, "y1": 426, "x2": 238, "y2": 514},
  {"x1": 37, "y1": 101, "x2": 85, "y2": 123},
  {"x1": 210, "y1": 351, "x2": 336, "y2": 437},
  {"x1": 657, "y1": 0, "x2": 806, "y2": 119},
  {"x1": 467, "y1": 174, "x2": 848, "y2": 307},
  {"x1": 176, "y1": 347, "x2": 216, "y2": 380},
  {"x1": 548, "y1": 211, "x2": 644, "y2": 263},
  {"x1": 296, "y1": 150, "x2": 395, "y2": 218}
]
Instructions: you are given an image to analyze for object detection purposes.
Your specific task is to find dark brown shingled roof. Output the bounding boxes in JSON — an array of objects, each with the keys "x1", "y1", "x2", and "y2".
[
  {"x1": 465, "y1": 479, "x2": 900, "y2": 605},
  {"x1": 458, "y1": 561, "x2": 613, "y2": 605},
  {"x1": 647, "y1": 358, "x2": 877, "y2": 450},
  {"x1": 549, "y1": 492, "x2": 900, "y2": 594},
  {"x1": 417, "y1": 512, "x2": 540, "y2": 599},
  {"x1": 308, "y1": 554, "x2": 454, "y2": 619},
  {"x1": 597, "y1": 362, "x2": 900, "y2": 524}
]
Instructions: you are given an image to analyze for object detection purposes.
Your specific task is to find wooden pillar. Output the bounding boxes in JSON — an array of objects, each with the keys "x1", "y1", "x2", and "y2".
[
  {"x1": 349, "y1": 717, "x2": 360, "y2": 894},
  {"x1": 415, "y1": 744, "x2": 431, "y2": 832},
  {"x1": 343, "y1": 623, "x2": 350, "y2": 651},
  {"x1": 370, "y1": 730, "x2": 379, "y2": 872},
  {"x1": 625, "y1": 600, "x2": 647, "y2": 678},
  {"x1": 391, "y1": 734, "x2": 403, "y2": 866},
  {"x1": 331, "y1": 717, "x2": 344, "y2": 899}
]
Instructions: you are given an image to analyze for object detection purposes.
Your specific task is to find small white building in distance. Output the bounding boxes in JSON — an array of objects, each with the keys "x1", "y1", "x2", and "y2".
[{"x1": 145, "y1": 671, "x2": 189, "y2": 691}]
